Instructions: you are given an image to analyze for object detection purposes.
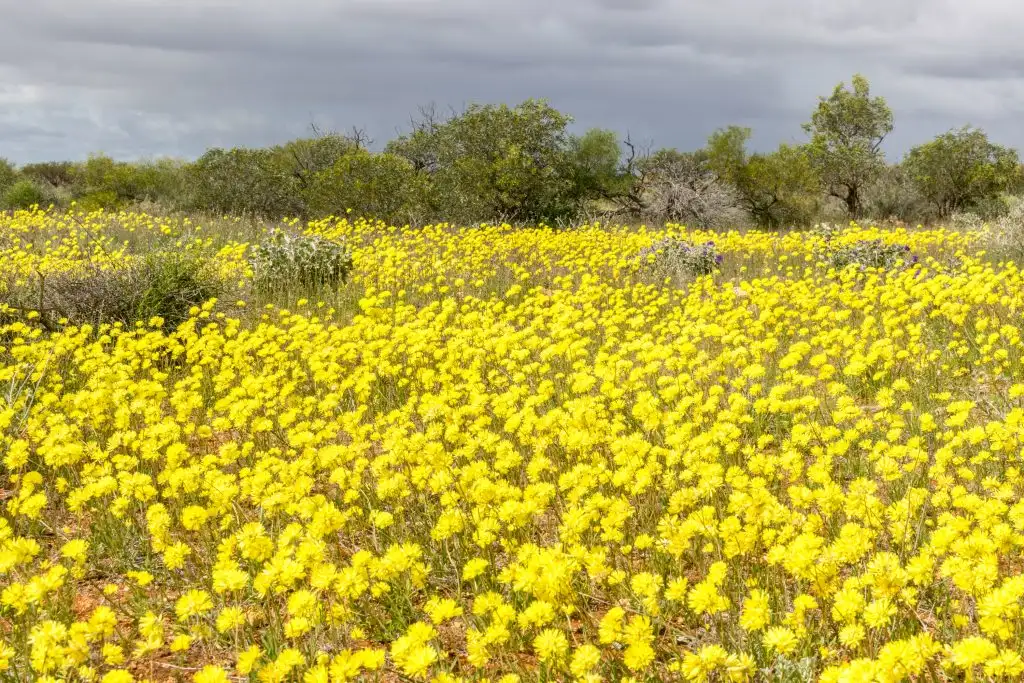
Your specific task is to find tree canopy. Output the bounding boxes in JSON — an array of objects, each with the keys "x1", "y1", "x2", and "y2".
[
  {"x1": 7, "y1": 84, "x2": 1024, "y2": 230},
  {"x1": 903, "y1": 126, "x2": 1020, "y2": 219},
  {"x1": 706, "y1": 127, "x2": 819, "y2": 228},
  {"x1": 803, "y1": 74, "x2": 894, "y2": 218}
]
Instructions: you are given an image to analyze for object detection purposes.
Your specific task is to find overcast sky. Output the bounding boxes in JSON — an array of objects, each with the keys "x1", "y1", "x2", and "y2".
[{"x1": 2, "y1": 0, "x2": 1024, "y2": 163}]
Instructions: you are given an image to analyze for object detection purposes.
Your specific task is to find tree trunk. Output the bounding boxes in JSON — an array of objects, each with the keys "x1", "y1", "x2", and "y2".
[{"x1": 845, "y1": 184, "x2": 861, "y2": 219}]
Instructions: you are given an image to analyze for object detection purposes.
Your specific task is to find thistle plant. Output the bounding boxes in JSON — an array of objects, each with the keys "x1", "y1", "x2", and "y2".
[
  {"x1": 821, "y1": 238, "x2": 917, "y2": 272},
  {"x1": 249, "y1": 227, "x2": 354, "y2": 294},
  {"x1": 636, "y1": 237, "x2": 722, "y2": 280}
]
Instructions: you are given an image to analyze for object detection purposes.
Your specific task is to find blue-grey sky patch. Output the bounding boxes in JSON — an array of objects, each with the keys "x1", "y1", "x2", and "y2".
[{"x1": 1, "y1": 0, "x2": 1023, "y2": 162}]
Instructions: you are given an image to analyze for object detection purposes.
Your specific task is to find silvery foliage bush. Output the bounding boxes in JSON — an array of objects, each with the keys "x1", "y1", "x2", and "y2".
[
  {"x1": 810, "y1": 223, "x2": 917, "y2": 272},
  {"x1": 636, "y1": 237, "x2": 722, "y2": 280},
  {"x1": 824, "y1": 239, "x2": 917, "y2": 271},
  {"x1": 982, "y1": 196, "x2": 1024, "y2": 262},
  {"x1": 809, "y1": 222, "x2": 843, "y2": 241},
  {"x1": 949, "y1": 211, "x2": 986, "y2": 232},
  {"x1": 250, "y1": 228, "x2": 354, "y2": 292}
]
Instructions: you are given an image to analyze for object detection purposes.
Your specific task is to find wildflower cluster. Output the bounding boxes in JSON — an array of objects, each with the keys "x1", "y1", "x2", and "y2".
[{"x1": 1, "y1": 207, "x2": 1024, "y2": 682}]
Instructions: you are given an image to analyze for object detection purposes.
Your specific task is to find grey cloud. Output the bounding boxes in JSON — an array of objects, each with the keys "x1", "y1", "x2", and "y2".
[{"x1": 2, "y1": 0, "x2": 1024, "y2": 163}]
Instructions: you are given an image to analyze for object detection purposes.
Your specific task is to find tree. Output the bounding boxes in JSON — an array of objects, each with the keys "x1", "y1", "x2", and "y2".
[
  {"x1": 706, "y1": 127, "x2": 820, "y2": 228},
  {"x1": 743, "y1": 145, "x2": 820, "y2": 228},
  {"x1": 19, "y1": 161, "x2": 76, "y2": 188},
  {"x1": 272, "y1": 127, "x2": 365, "y2": 193},
  {"x1": 803, "y1": 74, "x2": 893, "y2": 218},
  {"x1": 0, "y1": 158, "x2": 16, "y2": 195},
  {"x1": 2, "y1": 180, "x2": 47, "y2": 210},
  {"x1": 69, "y1": 154, "x2": 187, "y2": 209},
  {"x1": 387, "y1": 99, "x2": 575, "y2": 223},
  {"x1": 903, "y1": 126, "x2": 1020, "y2": 219},
  {"x1": 183, "y1": 147, "x2": 302, "y2": 217},
  {"x1": 562, "y1": 128, "x2": 631, "y2": 215},
  {"x1": 862, "y1": 163, "x2": 928, "y2": 224},
  {"x1": 705, "y1": 126, "x2": 750, "y2": 187},
  {"x1": 303, "y1": 149, "x2": 425, "y2": 224},
  {"x1": 639, "y1": 148, "x2": 743, "y2": 228},
  {"x1": 386, "y1": 104, "x2": 446, "y2": 174},
  {"x1": 605, "y1": 134, "x2": 654, "y2": 217}
]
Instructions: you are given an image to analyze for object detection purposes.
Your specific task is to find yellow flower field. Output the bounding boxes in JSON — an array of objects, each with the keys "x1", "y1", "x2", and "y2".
[{"x1": 2, "y1": 209, "x2": 1024, "y2": 682}]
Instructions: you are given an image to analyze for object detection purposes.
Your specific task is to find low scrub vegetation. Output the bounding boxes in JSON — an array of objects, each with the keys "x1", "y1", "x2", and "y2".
[{"x1": 1, "y1": 251, "x2": 223, "y2": 331}]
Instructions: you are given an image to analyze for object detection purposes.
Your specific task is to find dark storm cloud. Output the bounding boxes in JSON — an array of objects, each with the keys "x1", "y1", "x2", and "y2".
[{"x1": 1, "y1": 0, "x2": 1023, "y2": 163}]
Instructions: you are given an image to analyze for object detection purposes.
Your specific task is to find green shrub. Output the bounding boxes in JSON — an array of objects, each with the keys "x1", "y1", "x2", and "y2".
[
  {"x1": 969, "y1": 194, "x2": 1011, "y2": 221},
  {"x1": 133, "y1": 252, "x2": 224, "y2": 327},
  {"x1": 75, "y1": 190, "x2": 123, "y2": 212},
  {"x1": 70, "y1": 155, "x2": 187, "y2": 209},
  {"x1": 0, "y1": 159, "x2": 15, "y2": 196},
  {"x1": 19, "y1": 161, "x2": 76, "y2": 188},
  {"x1": 250, "y1": 228, "x2": 354, "y2": 295},
  {"x1": 2, "y1": 251, "x2": 222, "y2": 330},
  {"x1": 183, "y1": 148, "x2": 302, "y2": 218},
  {"x1": 303, "y1": 149, "x2": 424, "y2": 224},
  {"x1": 3, "y1": 180, "x2": 47, "y2": 210},
  {"x1": 386, "y1": 99, "x2": 577, "y2": 224}
]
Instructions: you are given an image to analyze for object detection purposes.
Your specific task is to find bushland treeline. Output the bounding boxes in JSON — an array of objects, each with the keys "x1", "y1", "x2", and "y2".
[{"x1": 2, "y1": 75, "x2": 1021, "y2": 228}]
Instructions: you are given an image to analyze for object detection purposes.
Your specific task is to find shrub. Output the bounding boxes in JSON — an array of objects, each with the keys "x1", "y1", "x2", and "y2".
[
  {"x1": 19, "y1": 161, "x2": 76, "y2": 188},
  {"x1": 249, "y1": 228, "x2": 354, "y2": 295},
  {"x1": 0, "y1": 159, "x2": 15, "y2": 195},
  {"x1": 3, "y1": 180, "x2": 48, "y2": 210},
  {"x1": 903, "y1": 126, "x2": 1019, "y2": 220},
  {"x1": 636, "y1": 238, "x2": 722, "y2": 281},
  {"x1": 132, "y1": 252, "x2": 224, "y2": 327},
  {"x1": 303, "y1": 149, "x2": 424, "y2": 224},
  {"x1": 822, "y1": 239, "x2": 916, "y2": 272},
  {"x1": 75, "y1": 190, "x2": 123, "y2": 212},
  {"x1": 387, "y1": 99, "x2": 577, "y2": 224},
  {"x1": 183, "y1": 148, "x2": 302, "y2": 218},
  {"x1": 969, "y1": 194, "x2": 1012, "y2": 222},
  {"x1": 637, "y1": 149, "x2": 747, "y2": 228},
  {"x1": 862, "y1": 164, "x2": 930, "y2": 224},
  {"x1": 982, "y1": 196, "x2": 1024, "y2": 263},
  {"x1": 71, "y1": 155, "x2": 188, "y2": 209},
  {"x1": 949, "y1": 211, "x2": 985, "y2": 232},
  {"x1": 2, "y1": 252, "x2": 222, "y2": 330}
]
